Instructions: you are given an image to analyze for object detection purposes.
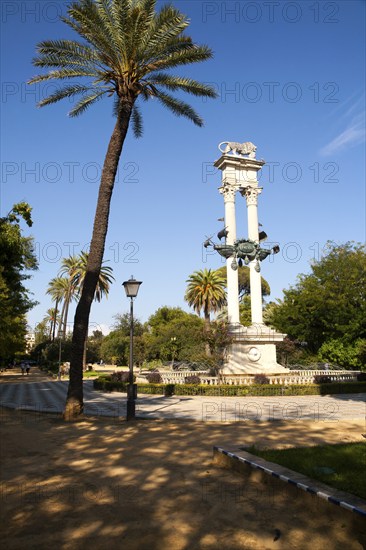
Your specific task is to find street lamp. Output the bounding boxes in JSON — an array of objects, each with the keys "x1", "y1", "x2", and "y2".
[{"x1": 122, "y1": 276, "x2": 142, "y2": 420}]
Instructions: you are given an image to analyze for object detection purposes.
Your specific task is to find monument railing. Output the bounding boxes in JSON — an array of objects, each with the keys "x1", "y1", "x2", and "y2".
[
  {"x1": 154, "y1": 370, "x2": 361, "y2": 386},
  {"x1": 159, "y1": 371, "x2": 209, "y2": 383}
]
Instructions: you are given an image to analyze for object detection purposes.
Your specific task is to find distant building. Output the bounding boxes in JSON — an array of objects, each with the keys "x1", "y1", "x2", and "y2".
[{"x1": 25, "y1": 332, "x2": 35, "y2": 353}]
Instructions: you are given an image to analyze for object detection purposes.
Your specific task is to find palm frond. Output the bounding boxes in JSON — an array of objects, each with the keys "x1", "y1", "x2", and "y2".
[
  {"x1": 35, "y1": 39, "x2": 101, "y2": 65},
  {"x1": 146, "y1": 44, "x2": 213, "y2": 73},
  {"x1": 154, "y1": 91, "x2": 204, "y2": 126},
  {"x1": 149, "y1": 73, "x2": 217, "y2": 98},
  {"x1": 29, "y1": 68, "x2": 99, "y2": 84},
  {"x1": 131, "y1": 103, "x2": 143, "y2": 137},
  {"x1": 69, "y1": 89, "x2": 108, "y2": 116},
  {"x1": 139, "y1": 6, "x2": 189, "y2": 60},
  {"x1": 37, "y1": 84, "x2": 91, "y2": 107},
  {"x1": 62, "y1": 2, "x2": 120, "y2": 66}
]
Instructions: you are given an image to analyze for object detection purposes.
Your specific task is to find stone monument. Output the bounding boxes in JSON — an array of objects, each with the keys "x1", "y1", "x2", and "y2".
[{"x1": 206, "y1": 141, "x2": 289, "y2": 375}]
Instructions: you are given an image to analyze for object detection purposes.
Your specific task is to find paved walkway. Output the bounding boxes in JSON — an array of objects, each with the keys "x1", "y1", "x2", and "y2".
[{"x1": 1, "y1": 369, "x2": 365, "y2": 421}]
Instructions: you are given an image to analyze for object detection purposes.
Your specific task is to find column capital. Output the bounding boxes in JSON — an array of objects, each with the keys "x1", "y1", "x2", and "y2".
[
  {"x1": 240, "y1": 186, "x2": 262, "y2": 206},
  {"x1": 219, "y1": 184, "x2": 237, "y2": 202}
]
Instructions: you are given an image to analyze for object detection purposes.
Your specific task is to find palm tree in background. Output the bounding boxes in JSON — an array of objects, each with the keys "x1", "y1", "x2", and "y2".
[
  {"x1": 75, "y1": 252, "x2": 114, "y2": 302},
  {"x1": 43, "y1": 308, "x2": 60, "y2": 340},
  {"x1": 185, "y1": 269, "x2": 226, "y2": 355},
  {"x1": 29, "y1": 0, "x2": 216, "y2": 418},
  {"x1": 47, "y1": 253, "x2": 114, "y2": 353},
  {"x1": 46, "y1": 276, "x2": 73, "y2": 340},
  {"x1": 58, "y1": 256, "x2": 81, "y2": 339}
]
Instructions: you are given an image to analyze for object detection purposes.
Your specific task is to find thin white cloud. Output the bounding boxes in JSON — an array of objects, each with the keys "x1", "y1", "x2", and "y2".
[{"x1": 320, "y1": 111, "x2": 365, "y2": 156}]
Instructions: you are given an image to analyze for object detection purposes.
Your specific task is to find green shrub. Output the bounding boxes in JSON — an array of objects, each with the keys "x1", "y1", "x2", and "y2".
[
  {"x1": 184, "y1": 375, "x2": 201, "y2": 385},
  {"x1": 142, "y1": 359, "x2": 164, "y2": 371},
  {"x1": 314, "y1": 375, "x2": 332, "y2": 384},
  {"x1": 164, "y1": 384, "x2": 175, "y2": 397},
  {"x1": 111, "y1": 371, "x2": 132, "y2": 383},
  {"x1": 93, "y1": 378, "x2": 366, "y2": 397},
  {"x1": 253, "y1": 374, "x2": 270, "y2": 385},
  {"x1": 146, "y1": 372, "x2": 162, "y2": 384}
]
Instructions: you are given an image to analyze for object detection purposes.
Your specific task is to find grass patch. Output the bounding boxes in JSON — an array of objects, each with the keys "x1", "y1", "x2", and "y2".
[
  {"x1": 83, "y1": 370, "x2": 104, "y2": 378},
  {"x1": 246, "y1": 442, "x2": 366, "y2": 500}
]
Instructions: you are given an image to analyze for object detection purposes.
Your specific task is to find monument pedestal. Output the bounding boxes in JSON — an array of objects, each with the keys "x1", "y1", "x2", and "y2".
[{"x1": 222, "y1": 324, "x2": 290, "y2": 375}]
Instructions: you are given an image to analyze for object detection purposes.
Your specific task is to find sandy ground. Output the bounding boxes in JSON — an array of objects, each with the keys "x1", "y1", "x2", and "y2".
[{"x1": 1, "y1": 371, "x2": 366, "y2": 549}]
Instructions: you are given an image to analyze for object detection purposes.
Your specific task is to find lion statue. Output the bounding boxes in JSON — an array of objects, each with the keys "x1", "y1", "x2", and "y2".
[{"x1": 219, "y1": 141, "x2": 257, "y2": 157}]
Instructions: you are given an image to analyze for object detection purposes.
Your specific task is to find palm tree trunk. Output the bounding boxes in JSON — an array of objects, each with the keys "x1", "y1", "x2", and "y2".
[
  {"x1": 57, "y1": 300, "x2": 66, "y2": 339},
  {"x1": 204, "y1": 312, "x2": 211, "y2": 357},
  {"x1": 62, "y1": 291, "x2": 71, "y2": 340},
  {"x1": 65, "y1": 97, "x2": 134, "y2": 419},
  {"x1": 82, "y1": 335, "x2": 87, "y2": 371},
  {"x1": 52, "y1": 298, "x2": 60, "y2": 342}
]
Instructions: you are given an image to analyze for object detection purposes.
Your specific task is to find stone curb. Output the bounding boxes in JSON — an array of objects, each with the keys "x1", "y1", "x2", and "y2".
[{"x1": 213, "y1": 445, "x2": 366, "y2": 518}]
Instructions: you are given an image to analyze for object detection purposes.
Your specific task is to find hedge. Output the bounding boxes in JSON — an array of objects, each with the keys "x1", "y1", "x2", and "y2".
[{"x1": 93, "y1": 378, "x2": 366, "y2": 397}]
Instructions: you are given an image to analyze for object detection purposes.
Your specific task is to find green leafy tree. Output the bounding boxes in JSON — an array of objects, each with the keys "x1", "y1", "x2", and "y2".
[
  {"x1": 146, "y1": 306, "x2": 188, "y2": 331},
  {"x1": 318, "y1": 339, "x2": 366, "y2": 370},
  {"x1": 239, "y1": 296, "x2": 252, "y2": 327},
  {"x1": 215, "y1": 265, "x2": 270, "y2": 300},
  {"x1": 34, "y1": 320, "x2": 49, "y2": 347},
  {"x1": 113, "y1": 312, "x2": 144, "y2": 337},
  {"x1": 100, "y1": 331, "x2": 129, "y2": 365},
  {"x1": 268, "y1": 242, "x2": 366, "y2": 353},
  {"x1": 144, "y1": 308, "x2": 205, "y2": 362},
  {"x1": 203, "y1": 320, "x2": 233, "y2": 375},
  {"x1": 0, "y1": 203, "x2": 38, "y2": 362},
  {"x1": 86, "y1": 329, "x2": 105, "y2": 363},
  {"x1": 29, "y1": 0, "x2": 216, "y2": 417}
]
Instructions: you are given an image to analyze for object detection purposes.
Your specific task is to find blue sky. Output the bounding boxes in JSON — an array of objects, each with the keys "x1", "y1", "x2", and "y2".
[{"x1": 1, "y1": 0, "x2": 365, "y2": 335}]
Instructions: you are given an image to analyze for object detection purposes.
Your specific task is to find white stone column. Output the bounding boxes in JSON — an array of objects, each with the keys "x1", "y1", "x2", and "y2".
[
  {"x1": 241, "y1": 187, "x2": 264, "y2": 326},
  {"x1": 220, "y1": 185, "x2": 240, "y2": 326}
]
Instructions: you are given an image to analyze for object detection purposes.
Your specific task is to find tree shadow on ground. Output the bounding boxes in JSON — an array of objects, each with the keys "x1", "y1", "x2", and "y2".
[{"x1": 1, "y1": 409, "x2": 365, "y2": 549}]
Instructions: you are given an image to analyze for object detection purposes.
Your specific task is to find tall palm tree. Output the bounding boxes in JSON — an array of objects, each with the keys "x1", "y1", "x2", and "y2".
[
  {"x1": 54, "y1": 253, "x2": 114, "y2": 341},
  {"x1": 74, "y1": 252, "x2": 114, "y2": 302},
  {"x1": 29, "y1": 0, "x2": 216, "y2": 418},
  {"x1": 185, "y1": 269, "x2": 226, "y2": 355},
  {"x1": 43, "y1": 308, "x2": 60, "y2": 340},
  {"x1": 46, "y1": 276, "x2": 71, "y2": 341},
  {"x1": 58, "y1": 256, "x2": 81, "y2": 339}
]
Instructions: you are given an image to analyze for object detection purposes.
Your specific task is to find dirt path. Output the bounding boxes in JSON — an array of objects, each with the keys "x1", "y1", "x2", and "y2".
[{"x1": 1, "y1": 406, "x2": 365, "y2": 550}]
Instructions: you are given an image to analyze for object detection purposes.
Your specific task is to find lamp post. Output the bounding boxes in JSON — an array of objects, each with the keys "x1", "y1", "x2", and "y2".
[{"x1": 122, "y1": 276, "x2": 142, "y2": 420}]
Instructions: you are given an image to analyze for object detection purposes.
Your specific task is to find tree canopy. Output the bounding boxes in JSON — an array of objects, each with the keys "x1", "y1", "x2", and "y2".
[
  {"x1": 0, "y1": 203, "x2": 38, "y2": 361},
  {"x1": 268, "y1": 242, "x2": 366, "y2": 354},
  {"x1": 215, "y1": 265, "x2": 270, "y2": 300},
  {"x1": 144, "y1": 307, "x2": 205, "y2": 361}
]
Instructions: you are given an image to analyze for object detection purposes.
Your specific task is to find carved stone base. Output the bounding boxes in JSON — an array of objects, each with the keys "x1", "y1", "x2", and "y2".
[{"x1": 222, "y1": 324, "x2": 290, "y2": 375}]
